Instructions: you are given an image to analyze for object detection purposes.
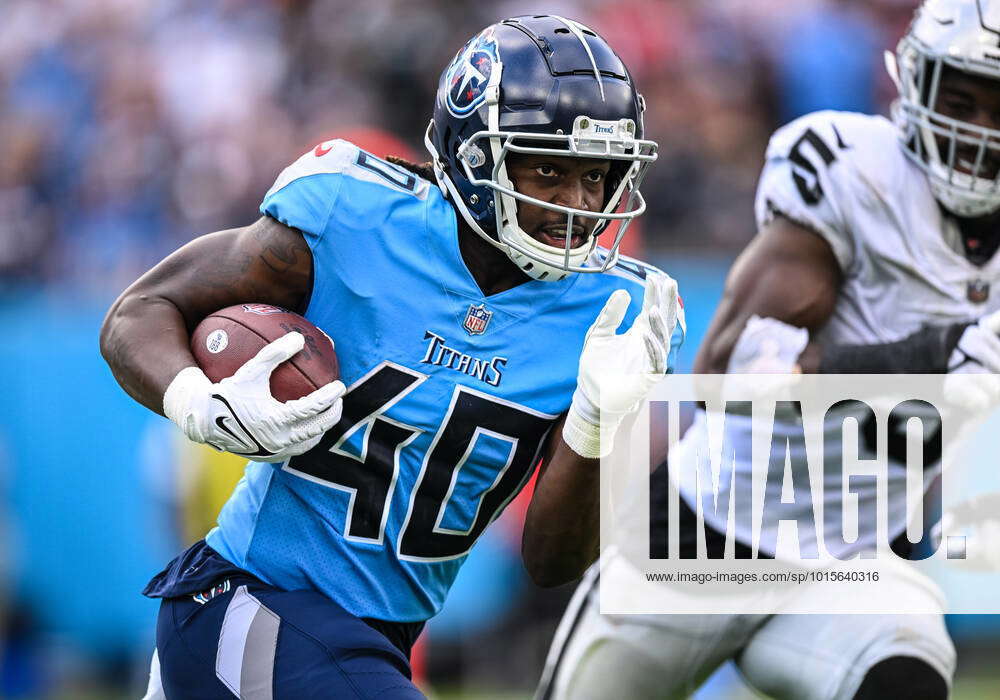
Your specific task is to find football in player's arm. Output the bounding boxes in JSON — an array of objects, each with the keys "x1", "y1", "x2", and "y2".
[
  {"x1": 100, "y1": 16, "x2": 684, "y2": 699},
  {"x1": 537, "y1": 1, "x2": 1000, "y2": 699}
]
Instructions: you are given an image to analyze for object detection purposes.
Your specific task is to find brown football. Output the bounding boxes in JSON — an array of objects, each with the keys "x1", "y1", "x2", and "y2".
[{"x1": 190, "y1": 303, "x2": 339, "y2": 402}]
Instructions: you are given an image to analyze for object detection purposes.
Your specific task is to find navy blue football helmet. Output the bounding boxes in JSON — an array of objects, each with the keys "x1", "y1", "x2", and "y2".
[{"x1": 424, "y1": 15, "x2": 658, "y2": 281}]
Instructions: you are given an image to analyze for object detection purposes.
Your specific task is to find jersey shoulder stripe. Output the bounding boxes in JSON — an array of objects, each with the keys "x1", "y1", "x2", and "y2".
[
  {"x1": 588, "y1": 248, "x2": 686, "y2": 336},
  {"x1": 261, "y1": 140, "x2": 436, "y2": 245},
  {"x1": 589, "y1": 248, "x2": 662, "y2": 286},
  {"x1": 265, "y1": 140, "x2": 431, "y2": 203}
]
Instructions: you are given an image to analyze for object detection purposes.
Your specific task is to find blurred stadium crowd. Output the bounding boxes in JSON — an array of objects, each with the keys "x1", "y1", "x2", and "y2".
[
  {"x1": 0, "y1": 0, "x2": 915, "y2": 297},
  {"x1": 1, "y1": 0, "x2": 945, "y2": 698}
]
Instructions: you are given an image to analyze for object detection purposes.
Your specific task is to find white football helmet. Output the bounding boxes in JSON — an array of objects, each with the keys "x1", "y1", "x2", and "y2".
[{"x1": 888, "y1": 0, "x2": 1000, "y2": 217}]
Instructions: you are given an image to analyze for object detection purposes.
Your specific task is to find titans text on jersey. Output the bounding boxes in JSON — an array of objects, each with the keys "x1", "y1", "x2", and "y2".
[{"x1": 420, "y1": 331, "x2": 508, "y2": 386}]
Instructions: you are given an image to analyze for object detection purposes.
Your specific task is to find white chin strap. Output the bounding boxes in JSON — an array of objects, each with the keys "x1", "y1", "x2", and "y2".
[
  {"x1": 927, "y1": 164, "x2": 1000, "y2": 218},
  {"x1": 503, "y1": 231, "x2": 594, "y2": 282}
]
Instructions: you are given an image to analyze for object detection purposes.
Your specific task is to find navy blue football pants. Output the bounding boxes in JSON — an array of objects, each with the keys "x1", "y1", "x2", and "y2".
[{"x1": 153, "y1": 578, "x2": 426, "y2": 699}]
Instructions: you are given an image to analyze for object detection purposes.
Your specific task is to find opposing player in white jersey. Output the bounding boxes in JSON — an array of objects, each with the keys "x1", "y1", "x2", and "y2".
[{"x1": 537, "y1": 1, "x2": 1000, "y2": 698}]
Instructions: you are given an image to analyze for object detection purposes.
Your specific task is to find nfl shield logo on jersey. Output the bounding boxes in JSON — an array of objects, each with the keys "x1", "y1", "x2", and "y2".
[
  {"x1": 463, "y1": 303, "x2": 492, "y2": 335},
  {"x1": 967, "y1": 279, "x2": 990, "y2": 304}
]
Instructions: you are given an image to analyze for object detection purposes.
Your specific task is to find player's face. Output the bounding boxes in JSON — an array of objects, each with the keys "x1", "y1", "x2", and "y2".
[
  {"x1": 505, "y1": 153, "x2": 610, "y2": 249},
  {"x1": 933, "y1": 67, "x2": 1000, "y2": 179}
]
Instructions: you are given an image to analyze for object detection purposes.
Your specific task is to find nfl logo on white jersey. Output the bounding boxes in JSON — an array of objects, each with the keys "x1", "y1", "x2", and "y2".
[{"x1": 463, "y1": 303, "x2": 492, "y2": 335}]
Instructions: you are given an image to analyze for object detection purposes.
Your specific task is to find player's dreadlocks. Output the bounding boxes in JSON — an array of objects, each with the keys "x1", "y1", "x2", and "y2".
[{"x1": 386, "y1": 156, "x2": 435, "y2": 183}]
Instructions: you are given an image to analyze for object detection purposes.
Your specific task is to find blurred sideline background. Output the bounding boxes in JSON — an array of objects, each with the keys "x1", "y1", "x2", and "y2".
[{"x1": 1, "y1": 0, "x2": 998, "y2": 698}]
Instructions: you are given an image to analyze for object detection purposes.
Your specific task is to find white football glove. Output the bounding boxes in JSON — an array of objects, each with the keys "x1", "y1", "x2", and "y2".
[
  {"x1": 163, "y1": 332, "x2": 345, "y2": 462},
  {"x1": 563, "y1": 274, "x2": 680, "y2": 459},
  {"x1": 727, "y1": 315, "x2": 809, "y2": 374},
  {"x1": 723, "y1": 316, "x2": 808, "y2": 418},
  {"x1": 945, "y1": 310, "x2": 1000, "y2": 412}
]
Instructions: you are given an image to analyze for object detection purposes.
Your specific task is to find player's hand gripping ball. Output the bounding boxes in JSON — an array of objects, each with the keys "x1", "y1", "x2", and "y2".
[
  {"x1": 191, "y1": 304, "x2": 339, "y2": 401},
  {"x1": 164, "y1": 304, "x2": 345, "y2": 462}
]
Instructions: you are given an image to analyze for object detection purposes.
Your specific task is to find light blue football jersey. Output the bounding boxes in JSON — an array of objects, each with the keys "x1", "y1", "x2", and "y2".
[{"x1": 206, "y1": 140, "x2": 685, "y2": 622}]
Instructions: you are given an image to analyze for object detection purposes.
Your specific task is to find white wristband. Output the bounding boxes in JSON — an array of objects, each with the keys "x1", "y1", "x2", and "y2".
[
  {"x1": 562, "y1": 390, "x2": 622, "y2": 459},
  {"x1": 561, "y1": 410, "x2": 605, "y2": 459},
  {"x1": 163, "y1": 366, "x2": 212, "y2": 443}
]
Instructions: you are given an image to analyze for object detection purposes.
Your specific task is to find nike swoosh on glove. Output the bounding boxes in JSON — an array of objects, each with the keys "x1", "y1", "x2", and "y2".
[
  {"x1": 563, "y1": 274, "x2": 680, "y2": 459},
  {"x1": 163, "y1": 331, "x2": 346, "y2": 462}
]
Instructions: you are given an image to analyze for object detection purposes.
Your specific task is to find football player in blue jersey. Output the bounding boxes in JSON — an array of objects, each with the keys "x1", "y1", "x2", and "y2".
[{"x1": 101, "y1": 16, "x2": 684, "y2": 699}]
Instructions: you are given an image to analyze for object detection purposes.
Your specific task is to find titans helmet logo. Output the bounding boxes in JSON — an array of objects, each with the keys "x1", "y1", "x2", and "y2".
[{"x1": 445, "y1": 28, "x2": 500, "y2": 117}]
